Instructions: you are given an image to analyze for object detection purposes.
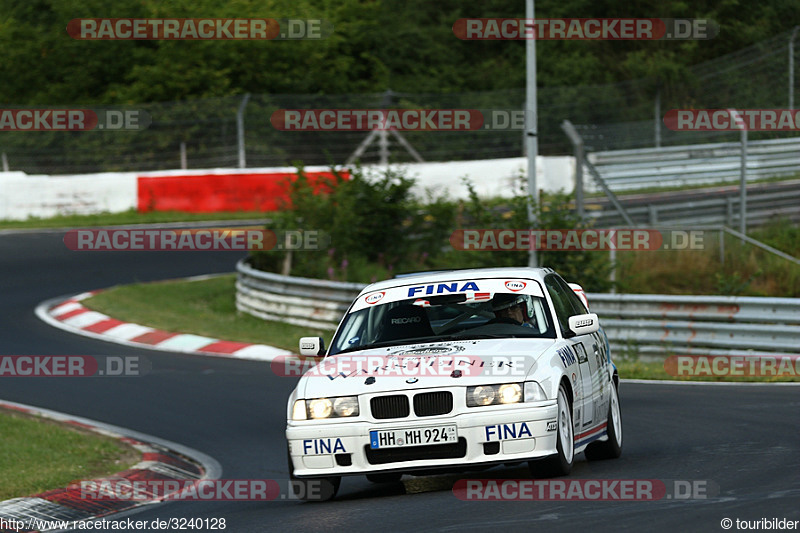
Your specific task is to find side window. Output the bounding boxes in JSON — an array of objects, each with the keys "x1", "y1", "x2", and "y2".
[
  {"x1": 554, "y1": 276, "x2": 589, "y2": 315},
  {"x1": 544, "y1": 275, "x2": 572, "y2": 335}
]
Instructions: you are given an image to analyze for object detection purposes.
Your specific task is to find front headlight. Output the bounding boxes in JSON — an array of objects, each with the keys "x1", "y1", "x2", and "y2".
[
  {"x1": 308, "y1": 398, "x2": 333, "y2": 419},
  {"x1": 499, "y1": 383, "x2": 522, "y2": 403},
  {"x1": 294, "y1": 396, "x2": 360, "y2": 420},
  {"x1": 467, "y1": 383, "x2": 523, "y2": 407},
  {"x1": 333, "y1": 396, "x2": 359, "y2": 417}
]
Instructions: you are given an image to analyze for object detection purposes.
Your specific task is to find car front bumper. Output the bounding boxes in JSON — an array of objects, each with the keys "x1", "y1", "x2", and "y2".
[{"x1": 287, "y1": 401, "x2": 558, "y2": 478}]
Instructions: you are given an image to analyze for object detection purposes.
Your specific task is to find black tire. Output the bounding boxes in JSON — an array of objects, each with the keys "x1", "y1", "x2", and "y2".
[
  {"x1": 585, "y1": 380, "x2": 623, "y2": 461},
  {"x1": 366, "y1": 472, "x2": 403, "y2": 484},
  {"x1": 529, "y1": 383, "x2": 574, "y2": 477},
  {"x1": 287, "y1": 448, "x2": 341, "y2": 501}
]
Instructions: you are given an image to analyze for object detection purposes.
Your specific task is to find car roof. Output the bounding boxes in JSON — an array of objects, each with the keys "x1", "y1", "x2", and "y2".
[{"x1": 359, "y1": 266, "x2": 556, "y2": 294}]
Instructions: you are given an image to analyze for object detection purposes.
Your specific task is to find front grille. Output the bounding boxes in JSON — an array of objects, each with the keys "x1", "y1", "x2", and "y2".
[
  {"x1": 365, "y1": 438, "x2": 467, "y2": 465},
  {"x1": 413, "y1": 391, "x2": 453, "y2": 417},
  {"x1": 371, "y1": 395, "x2": 410, "y2": 419}
]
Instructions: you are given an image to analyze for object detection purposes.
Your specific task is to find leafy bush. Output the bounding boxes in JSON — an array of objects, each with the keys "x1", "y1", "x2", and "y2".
[
  {"x1": 250, "y1": 166, "x2": 613, "y2": 291},
  {"x1": 250, "y1": 165, "x2": 425, "y2": 280}
]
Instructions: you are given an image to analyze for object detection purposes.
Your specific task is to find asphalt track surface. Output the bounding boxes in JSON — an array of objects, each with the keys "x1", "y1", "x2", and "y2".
[{"x1": 1, "y1": 230, "x2": 798, "y2": 532}]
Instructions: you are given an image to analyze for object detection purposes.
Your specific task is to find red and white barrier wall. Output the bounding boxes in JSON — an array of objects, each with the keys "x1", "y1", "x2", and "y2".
[{"x1": 0, "y1": 157, "x2": 574, "y2": 220}]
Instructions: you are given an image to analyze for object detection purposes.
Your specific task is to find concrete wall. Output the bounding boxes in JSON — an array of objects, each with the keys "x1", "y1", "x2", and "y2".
[{"x1": 0, "y1": 157, "x2": 576, "y2": 220}]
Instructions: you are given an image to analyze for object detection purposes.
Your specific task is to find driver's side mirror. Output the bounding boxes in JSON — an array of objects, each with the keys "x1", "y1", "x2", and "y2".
[
  {"x1": 567, "y1": 313, "x2": 600, "y2": 337},
  {"x1": 299, "y1": 336, "x2": 326, "y2": 357}
]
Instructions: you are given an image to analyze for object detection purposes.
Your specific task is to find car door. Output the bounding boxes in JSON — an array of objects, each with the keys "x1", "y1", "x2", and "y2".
[
  {"x1": 543, "y1": 274, "x2": 595, "y2": 432},
  {"x1": 553, "y1": 275, "x2": 608, "y2": 431}
]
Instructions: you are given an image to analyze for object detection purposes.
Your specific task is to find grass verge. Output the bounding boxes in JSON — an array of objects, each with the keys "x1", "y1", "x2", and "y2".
[
  {"x1": 0, "y1": 209, "x2": 271, "y2": 230},
  {"x1": 614, "y1": 358, "x2": 799, "y2": 383},
  {"x1": 0, "y1": 408, "x2": 139, "y2": 500},
  {"x1": 83, "y1": 275, "x2": 329, "y2": 352},
  {"x1": 83, "y1": 276, "x2": 798, "y2": 382},
  {"x1": 614, "y1": 220, "x2": 800, "y2": 297}
]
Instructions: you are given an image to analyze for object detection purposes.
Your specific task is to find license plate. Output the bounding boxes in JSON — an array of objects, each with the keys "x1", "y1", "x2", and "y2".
[{"x1": 369, "y1": 425, "x2": 457, "y2": 449}]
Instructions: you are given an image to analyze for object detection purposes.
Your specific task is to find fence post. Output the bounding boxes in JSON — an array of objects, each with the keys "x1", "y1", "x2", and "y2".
[
  {"x1": 237, "y1": 93, "x2": 251, "y2": 169},
  {"x1": 739, "y1": 126, "x2": 748, "y2": 235},
  {"x1": 654, "y1": 87, "x2": 661, "y2": 148},
  {"x1": 560, "y1": 120, "x2": 584, "y2": 219},
  {"x1": 378, "y1": 129, "x2": 389, "y2": 165},
  {"x1": 790, "y1": 27, "x2": 799, "y2": 110},
  {"x1": 1, "y1": 152, "x2": 7, "y2": 172},
  {"x1": 180, "y1": 142, "x2": 187, "y2": 170}
]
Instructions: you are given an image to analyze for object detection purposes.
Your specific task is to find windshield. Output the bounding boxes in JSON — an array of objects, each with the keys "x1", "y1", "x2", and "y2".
[{"x1": 330, "y1": 289, "x2": 556, "y2": 355}]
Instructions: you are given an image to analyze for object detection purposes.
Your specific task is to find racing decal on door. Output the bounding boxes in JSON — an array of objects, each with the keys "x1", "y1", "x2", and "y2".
[
  {"x1": 557, "y1": 347, "x2": 576, "y2": 367},
  {"x1": 593, "y1": 396, "x2": 609, "y2": 426}
]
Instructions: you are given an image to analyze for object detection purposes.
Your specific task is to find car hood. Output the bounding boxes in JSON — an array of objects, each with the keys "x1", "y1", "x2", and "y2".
[{"x1": 295, "y1": 338, "x2": 555, "y2": 398}]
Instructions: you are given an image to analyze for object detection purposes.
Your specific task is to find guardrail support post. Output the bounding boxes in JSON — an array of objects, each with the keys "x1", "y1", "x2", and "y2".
[
  {"x1": 726, "y1": 196, "x2": 734, "y2": 227},
  {"x1": 609, "y1": 247, "x2": 617, "y2": 293},
  {"x1": 648, "y1": 205, "x2": 658, "y2": 225},
  {"x1": 719, "y1": 228, "x2": 725, "y2": 264},
  {"x1": 1, "y1": 152, "x2": 7, "y2": 172}
]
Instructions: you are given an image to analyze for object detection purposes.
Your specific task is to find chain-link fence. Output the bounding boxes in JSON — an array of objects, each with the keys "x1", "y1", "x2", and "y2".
[{"x1": 1, "y1": 29, "x2": 799, "y2": 174}]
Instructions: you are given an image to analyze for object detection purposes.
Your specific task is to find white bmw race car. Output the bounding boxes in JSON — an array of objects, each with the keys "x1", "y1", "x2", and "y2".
[{"x1": 285, "y1": 267, "x2": 622, "y2": 500}]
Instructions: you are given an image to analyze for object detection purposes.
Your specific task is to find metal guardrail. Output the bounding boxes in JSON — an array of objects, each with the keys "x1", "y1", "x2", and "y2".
[
  {"x1": 588, "y1": 293, "x2": 800, "y2": 356},
  {"x1": 587, "y1": 137, "x2": 800, "y2": 191},
  {"x1": 236, "y1": 262, "x2": 800, "y2": 356},
  {"x1": 235, "y1": 259, "x2": 364, "y2": 330},
  {"x1": 589, "y1": 182, "x2": 800, "y2": 227}
]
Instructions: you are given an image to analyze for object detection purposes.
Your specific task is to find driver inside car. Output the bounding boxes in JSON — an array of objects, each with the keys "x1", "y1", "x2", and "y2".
[{"x1": 490, "y1": 293, "x2": 535, "y2": 327}]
